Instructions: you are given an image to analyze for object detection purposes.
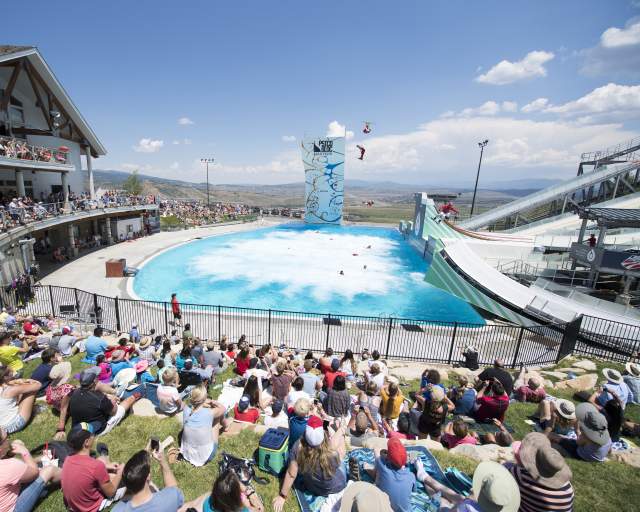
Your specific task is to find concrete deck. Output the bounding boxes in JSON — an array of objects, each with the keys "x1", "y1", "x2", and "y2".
[{"x1": 40, "y1": 218, "x2": 284, "y2": 297}]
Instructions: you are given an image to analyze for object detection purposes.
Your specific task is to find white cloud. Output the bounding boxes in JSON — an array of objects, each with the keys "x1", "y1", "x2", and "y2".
[
  {"x1": 178, "y1": 117, "x2": 194, "y2": 125},
  {"x1": 282, "y1": 135, "x2": 296, "y2": 142},
  {"x1": 501, "y1": 101, "x2": 518, "y2": 112},
  {"x1": 170, "y1": 162, "x2": 180, "y2": 170},
  {"x1": 172, "y1": 140, "x2": 180, "y2": 145},
  {"x1": 476, "y1": 50, "x2": 555, "y2": 85},
  {"x1": 521, "y1": 98, "x2": 550, "y2": 113},
  {"x1": 545, "y1": 83, "x2": 640, "y2": 122},
  {"x1": 121, "y1": 163, "x2": 152, "y2": 172},
  {"x1": 582, "y1": 18, "x2": 640, "y2": 77},
  {"x1": 327, "y1": 121, "x2": 354, "y2": 140},
  {"x1": 601, "y1": 19, "x2": 640, "y2": 48},
  {"x1": 183, "y1": 138, "x2": 192, "y2": 145},
  {"x1": 133, "y1": 138, "x2": 164, "y2": 153}
]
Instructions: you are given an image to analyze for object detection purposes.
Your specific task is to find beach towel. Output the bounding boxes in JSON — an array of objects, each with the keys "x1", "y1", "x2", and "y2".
[{"x1": 294, "y1": 446, "x2": 446, "y2": 512}]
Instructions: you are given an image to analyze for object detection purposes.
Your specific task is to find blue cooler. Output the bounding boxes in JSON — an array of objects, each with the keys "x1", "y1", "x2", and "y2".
[{"x1": 258, "y1": 427, "x2": 289, "y2": 475}]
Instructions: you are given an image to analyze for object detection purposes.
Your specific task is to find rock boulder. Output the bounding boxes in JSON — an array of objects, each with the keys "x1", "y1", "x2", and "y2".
[
  {"x1": 572, "y1": 360, "x2": 597, "y2": 371},
  {"x1": 450, "y1": 443, "x2": 515, "y2": 464},
  {"x1": 554, "y1": 373, "x2": 598, "y2": 391}
]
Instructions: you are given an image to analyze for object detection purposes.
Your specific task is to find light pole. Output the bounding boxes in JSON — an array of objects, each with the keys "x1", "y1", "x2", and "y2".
[
  {"x1": 470, "y1": 139, "x2": 489, "y2": 217},
  {"x1": 200, "y1": 158, "x2": 214, "y2": 207}
]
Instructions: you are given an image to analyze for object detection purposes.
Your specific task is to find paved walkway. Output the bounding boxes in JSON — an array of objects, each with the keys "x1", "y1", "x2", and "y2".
[{"x1": 40, "y1": 218, "x2": 284, "y2": 297}]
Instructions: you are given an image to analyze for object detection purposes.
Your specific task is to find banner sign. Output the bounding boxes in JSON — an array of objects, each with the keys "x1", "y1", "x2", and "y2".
[{"x1": 301, "y1": 136, "x2": 345, "y2": 224}]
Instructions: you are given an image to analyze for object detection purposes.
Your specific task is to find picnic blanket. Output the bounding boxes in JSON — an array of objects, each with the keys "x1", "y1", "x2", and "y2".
[
  {"x1": 217, "y1": 379, "x2": 274, "y2": 411},
  {"x1": 294, "y1": 446, "x2": 446, "y2": 512},
  {"x1": 444, "y1": 418, "x2": 515, "y2": 435}
]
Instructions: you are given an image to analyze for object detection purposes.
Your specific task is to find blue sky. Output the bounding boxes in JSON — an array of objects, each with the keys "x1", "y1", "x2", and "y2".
[{"x1": 5, "y1": 1, "x2": 640, "y2": 185}]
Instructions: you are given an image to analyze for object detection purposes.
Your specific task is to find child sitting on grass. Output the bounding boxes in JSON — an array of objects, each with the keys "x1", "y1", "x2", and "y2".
[{"x1": 441, "y1": 418, "x2": 479, "y2": 449}]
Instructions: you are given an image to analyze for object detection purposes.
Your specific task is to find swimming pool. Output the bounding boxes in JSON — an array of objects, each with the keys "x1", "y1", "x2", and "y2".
[{"x1": 132, "y1": 223, "x2": 484, "y2": 323}]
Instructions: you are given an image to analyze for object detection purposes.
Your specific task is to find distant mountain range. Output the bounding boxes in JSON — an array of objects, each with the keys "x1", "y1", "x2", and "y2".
[{"x1": 91, "y1": 169, "x2": 560, "y2": 207}]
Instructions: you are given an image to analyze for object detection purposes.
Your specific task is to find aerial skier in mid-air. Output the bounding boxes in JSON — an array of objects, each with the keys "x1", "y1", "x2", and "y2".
[
  {"x1": 356, "y1": 145, "x2": 366, "y2": 160},
  {"x1": 362, "y1": 121, "x2": 372, "y2": 134}
]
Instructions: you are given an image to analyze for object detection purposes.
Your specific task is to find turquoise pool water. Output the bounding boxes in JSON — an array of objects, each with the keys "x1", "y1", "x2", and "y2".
[{"x1": 132, "y1": 223, "x2": 484, "y2": 323}]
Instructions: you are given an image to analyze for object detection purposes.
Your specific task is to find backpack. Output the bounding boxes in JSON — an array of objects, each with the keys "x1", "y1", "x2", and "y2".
[{"x1": 218, "y1": 452, "x2": 268, "y2": 485}]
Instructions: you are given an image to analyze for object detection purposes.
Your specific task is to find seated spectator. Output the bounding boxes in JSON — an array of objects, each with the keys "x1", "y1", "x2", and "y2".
[
  {"x1": 44, "y1": 360, "x2": 75, "y2": 440},
  {"x1": 364, "y1": 438, "x2": 415, "y2": 512},
  {"x1": 83, "y1": 327, "x2": 114, "y2": 364},
  {"x1": 460, "y1": 345, "x2": 479, "y2": 370},
  {"x1": 61, "y1": 423, "x2": 125, "y2": 511},
  {"x1": 182, "y1": 323, "x2": 194, "y2": 341},
  {"x1": 180, "y1": 386, "x2": 228, "y2": 467},
  {"x1": 234, "y1": 347, "x2": 251, "y2": 376},
  {"x1": 225, "y1": 342, "x2": 237, "y2": 360},
  {"x1": 386, "y1": 412, "x2": 416, "y2": 441},
  {"x1": 0, "y1": 331, "x2": 29, "y2": 375},
  {"x1": 135, "y1": 360, "x2": 155, "y2": 385},
  {"x1": 273, "y1": 416, "x2": 347, "y2": 511},
  {"x1": 411, "y1": 386, "x2": 453, "y2": 441},
  {"x1": 597, "y1": 368, "x2": 631, "y2": 409},
  {"x1": 323, "y1": 375, "x2": 351, "y2": 420},
  {"x1": 180, "y1": 359, "x2": 212, "y2": 388},
  {"x1": 299, "y1": 359, "x2": 322, "y2": 397},
  {"x1": 31, "y1": 347, "x2": 60, "y2": 393},
  {"x1": 537, "y1": 398, "x2": 577, "y2": 438},
  {"x1": 110, "y1": 350, "x2": 134, "y2": 378},
  {"x1": 96, "y1": 354, "x2": 113, "y2": 384},
  {"x1": 271, "y1": 360, "x2": 295, "y2": 401},
  {"x1": 380, "y1": 381, "x2": 405, "y2": 429},
  {"x1": 58, "y1": 327, "x2": 84, "y2": 357},
  {"x1": 478, "y1": 359, "x2": 514, "y2": 396},
  {"x1": 181, "y1": 468, "x2": 264, "y2": 512},
  {"x1": 69, "y1": 369, "x2": 140, "y2": 434},
  {"x1": 506, "y1": 432, "x2": 574, "y2": 512},
  {"x1": 157, "y1": 368, "x2": 184, "y2": 415},
  {"x1": 550, "y1": 402, "x2": 612, "y2": 462},
  {"x1": 174, "y1": 343, "x2": 192, "y2": 372},
  {"x1": 450, "y1": 375, "x2": 477, "y2": 416},
  {"x1": 234, "y1": 395, "x2": 260, "y2": 424},
  {"x1": 358, "y1": 381, "x2": 381, "y2": 426},
  {"x1": 0, "y1": 367, "x2": 39, "y2": 434},
  {"x1": 22, "y1": 316, "x2": 42, "y2": 336},
  {"x1": 339, "y1": 349, "x2": 358, "y2": 381},
  {"x1": 0, "y1": 428, "x2": 61, "y2": 512},
  {"x1": 286, "y1": 376, "x2": 309, "y2": 406},
  {"x1": 415, "y1": 459, "x2": 520, "y2": 511},
  {"x1": 265, "y1": 399, "x2": 289, "y2": 429},
  {"x1": 474, "y1": 379, "x2": 509, "y2": 423},
  {"x1": 441, "y1": 418, "x2": 479, "y2": 449},
  {"x1": 623, "y1": 362, "x2": 640, "y2": 405},
  {"x1": 588, "y1": 391, "x2": 624, "y2": 442},
  {"x1": 368, "y1": 350, "x2": 388, "y2": 375},
  {"x1": 364, "y1": 362, "x2": 385, "y2": 391},
  {"x1": 340, "y1": 481, "x2": 393, "y2": 512},
  {"x1": 202, "y1": 340, "x2": 226, "y2": 373},
  {"x1": 513, "y1": 367, "x2": 545, "y2": 403},
  {"x1": 419, "y1": 369, "x2": 446, "y2": 404},
  {"x1": 243, "y1": 375, "x2": 267, "y2": 409},
  {"x1": 288, "y1": 397, "x2": 311, "y2": 450},
  {"x1": 480, "y1": 418, "x2": 514, "y2": 447},
  {"x1": 190, "y1": 338, "x2": 204, "y2": 365},
  {"x1": 350, "y1": 409, "x2": 379, "y2": 447},
  {"x1": 136, "y1": 337, "x2": 156, "y2": 363},
  {"x1": 243, "y1": 357, "x2": 270, "y2": 391},
  {"x1": 160, "y1": 340, "x2": 175, "y2": 368},
  {"x1": 113, "y1": 447, "x2": 183, "y2": 511}
]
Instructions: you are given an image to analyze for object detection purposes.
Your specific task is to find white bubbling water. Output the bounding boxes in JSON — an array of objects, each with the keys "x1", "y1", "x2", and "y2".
[{"x1": 190, "y1": 230, "x2": 401, "y2": 302}]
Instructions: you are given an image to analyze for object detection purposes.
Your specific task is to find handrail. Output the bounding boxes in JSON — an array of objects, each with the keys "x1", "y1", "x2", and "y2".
[
  {"x1": 0, "y1": 135, "x2": 69, "y2": 165},
  {"x1": 580, "y1": 135, "x2": 640, "y2": 163}
]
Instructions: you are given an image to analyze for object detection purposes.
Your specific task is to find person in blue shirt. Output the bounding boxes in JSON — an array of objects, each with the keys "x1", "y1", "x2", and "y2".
[
  {"x1": 110, "y1": 351, "x2": 134, "y2": 378},
  {"x1": 364, "y1": 437, "x2": 415, "y2": 512},
  {"x1": 83, "y1": 327, "x2": 113, "y2": 364},
  {"x1": 287, "y1": 397, "x2": 311, "y2": 451},
  {"x1": 129, "y1": 324, "x2": 140, "y2": 344},
  {"x1": 113, "y1": 448, "x2": 184, "y2": 512}
]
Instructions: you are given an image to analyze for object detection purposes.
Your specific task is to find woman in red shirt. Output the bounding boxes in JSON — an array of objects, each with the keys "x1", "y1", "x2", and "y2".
[{"x1": 234, "y1": 348, "x2": 251, "y2": 376}]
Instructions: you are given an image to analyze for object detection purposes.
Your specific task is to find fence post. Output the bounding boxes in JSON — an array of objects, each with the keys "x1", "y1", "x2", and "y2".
[
  {"x1": 267, "y1": 309, "x2": 272, "y2": 345},
  {"x1": 74, "y1": 288, "x2": 80, "y2": 315},
  {"x1": 217, "y1": 306, "x2": 221, "y2": 341},
  {"x1": 384, "y1": 317, "x2": 394, "y2": 359},
  {"x1": 325, "y1": 314, "x2": 331, "y2": 350},
  {"x1": 163, "y1": 302, "x2": 169, "y2": 334},
  {"x1": 447, "y1": 322, "x2": 458, "y2": 364},
  {"x1": 511, "y1": 327, "x2": 525, "y2": 368},
  {"x1": 114, "y1": 296, "x2": 121, "y2": 332},
  {"x1": 48, "y1": 285, "x2": 56, "y2": 317}
]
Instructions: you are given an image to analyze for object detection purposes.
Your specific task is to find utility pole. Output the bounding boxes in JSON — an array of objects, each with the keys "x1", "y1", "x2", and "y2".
[
  {"x1": 200, "y1": 158, "x2": 214, "y2": 207},
  {"x1": 470, "y1": 140, "x2": 489, "y2": 217}
]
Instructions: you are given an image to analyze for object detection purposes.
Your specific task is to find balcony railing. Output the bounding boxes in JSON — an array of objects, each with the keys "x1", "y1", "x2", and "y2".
[{"x1": 0, "y1": 135, "x2": 69, "y2": 165}]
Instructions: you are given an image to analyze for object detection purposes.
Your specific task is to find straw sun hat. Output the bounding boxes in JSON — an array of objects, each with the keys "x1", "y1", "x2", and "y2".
[
  {"x1": 602, "y1": 368, "x2": 623, "y2": 384},
  {"x1": 625, "y1": 362, "x2": 640, "y2": 377},
  {"x1": 554, "y1": 399, "x2": 576, "y2": 420}
]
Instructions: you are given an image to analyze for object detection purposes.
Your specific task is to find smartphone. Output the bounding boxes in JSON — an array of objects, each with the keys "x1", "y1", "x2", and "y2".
[
  {"x1": 323, "y1": 420, "x2": 330, "y2": 430},
  {"x1": 150, "y1": 437, "x2": 160, "y2": 452}
]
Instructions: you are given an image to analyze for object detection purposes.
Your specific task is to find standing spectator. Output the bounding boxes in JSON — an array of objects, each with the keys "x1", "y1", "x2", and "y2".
[
  {"x1": 0, "y1": 428, "x2": 61, "y2": 512},
  {"x1": 113, "y1": 448, "x2": 184, "y2": 511},
  {"x1": 478, "y1": 359, "x2": 514, "y2": 396},
  {"x1": 623, "y1": 362, "x2": 640, "y2": 405},
  {"x1": 380, "y1": 381, "x2": 405, "y2": 430},
  {"x1": 61, "y1": 423, "x2": 125, "y2": 511},
  {"x1": 475, "y1": 379, "x2": 509, "y2": 423},
  {"x1": 170, "y1": 293, "x2": 182, "y2": 327},
  {"x1": 506, "y1": 433, "x2": 574, "y2": 512}
]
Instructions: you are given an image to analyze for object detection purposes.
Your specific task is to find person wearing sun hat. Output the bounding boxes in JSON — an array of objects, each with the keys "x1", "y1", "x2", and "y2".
[
  {"x1": 623, "y1": 362, "x2": 640, "y2": 405},
  {"x1": 596, "y1": 368, "x2": 631, "y2": 409},
  {"x1": 552, "y1": 402, "x2": 612, "y2": 463},
  {"x1": 414, "y1": 459, "x2": 520, "y2": 511},
  {"x1": 339, "y1": 482, "x2": 393, "y2": 512},
  {"x1": 273, "y1": 415, "x2": 347, "y2": 512},
  {"x1": 536, "y1": 398, "x2": 577, "y2": 438},
  {"x1": 505, "y1": 432, "x2": 574, "y2": 511},
  {"x1": 137, "y1": 336, "x2": 157, "y2": 363}
]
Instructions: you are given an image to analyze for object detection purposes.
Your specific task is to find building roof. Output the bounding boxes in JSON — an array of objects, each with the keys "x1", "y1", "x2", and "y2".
[
  {"x1": 578, "y1": 207, "x2": 640, "y2": 229},
  {"x1": 0, "y1": 45, "x2": 106, "y2": 157}
]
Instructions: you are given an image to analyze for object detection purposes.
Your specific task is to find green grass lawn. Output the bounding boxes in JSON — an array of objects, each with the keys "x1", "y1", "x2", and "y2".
[{"x1": 10, "y1": 355, "x2": 640, "y2": 511}]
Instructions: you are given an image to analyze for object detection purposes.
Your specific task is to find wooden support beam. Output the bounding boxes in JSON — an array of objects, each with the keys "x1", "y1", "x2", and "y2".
[
  {"x1": 0, "y1": 62, "x2": 21, "y2": 111},
  {"x1": 23, "y1": 60, "x2": 52, "y2": 130}
]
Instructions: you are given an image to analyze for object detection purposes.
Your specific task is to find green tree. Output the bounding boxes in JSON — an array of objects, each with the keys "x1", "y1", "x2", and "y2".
[{"x1": 123, "y1": 170, "x2": 143, "y2": 195}]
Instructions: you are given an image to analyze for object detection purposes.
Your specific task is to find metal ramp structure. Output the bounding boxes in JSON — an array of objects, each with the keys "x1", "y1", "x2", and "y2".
[{"x1": 460, "y1": 136, "x2": 640, "y2": 231}]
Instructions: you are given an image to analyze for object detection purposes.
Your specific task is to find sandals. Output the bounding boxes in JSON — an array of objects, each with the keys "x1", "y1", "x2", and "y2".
[{"x1": 348, "y1": 456, "x2": 361, "y2": 481}]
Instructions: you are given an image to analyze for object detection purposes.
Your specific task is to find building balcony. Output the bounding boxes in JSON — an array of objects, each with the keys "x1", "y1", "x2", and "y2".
[{"x1": 0, "y1": 136, "x2": 74, "y2": 172}]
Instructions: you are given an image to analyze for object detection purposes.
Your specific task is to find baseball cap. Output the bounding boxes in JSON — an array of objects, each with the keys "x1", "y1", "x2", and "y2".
[
  {"x1": 62, "y1": 326, "x2": 71, "y2": 335},
  {"x1": 271, "y1": 399, "x2": 284, "y2": 415},
  {"x1": 386, "y1": 437, "x2": 407, "y2": 468},
  {"x1": 331, "y1": 359, "x2": 340, "y2": 371},
  {"x1": 305, "y1": 415, "x2": 325, "y2": 447},
  {"x1": 237, "y1": 395, "x2": 250, "y2": 412},
  {"x1": 79, "y1": 369, "x2": 97, "y2": 387}
]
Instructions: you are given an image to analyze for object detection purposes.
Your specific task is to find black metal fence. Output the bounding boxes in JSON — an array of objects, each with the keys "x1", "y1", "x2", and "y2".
[
  {"x1": 0, "y1": 284, "x2": 579, "y2": 368},
  {"x1": 574, "y1": 315, "x2": 640, "y2": 363}
]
